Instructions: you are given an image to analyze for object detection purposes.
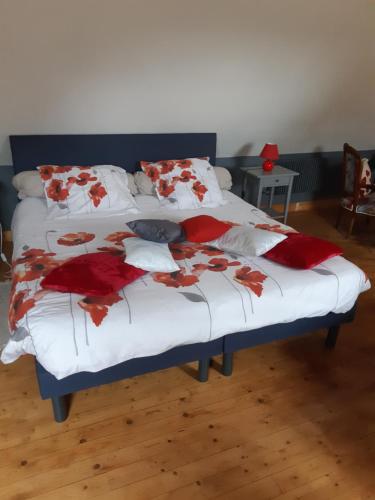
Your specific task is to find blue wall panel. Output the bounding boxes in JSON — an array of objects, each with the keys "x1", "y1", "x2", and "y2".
[{"x1": 1, "y1": 150, "x2": 374, "y2": 230}]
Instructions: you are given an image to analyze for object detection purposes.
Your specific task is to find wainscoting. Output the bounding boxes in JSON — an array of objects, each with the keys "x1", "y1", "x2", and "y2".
[{"x1": 0, "y1": 149, "x2": 374, "y2": 230}]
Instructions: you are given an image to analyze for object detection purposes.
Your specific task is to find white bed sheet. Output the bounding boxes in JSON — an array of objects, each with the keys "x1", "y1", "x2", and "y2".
[{"x1": 2, "y1": 192, "x2": 370, "y2": 379}]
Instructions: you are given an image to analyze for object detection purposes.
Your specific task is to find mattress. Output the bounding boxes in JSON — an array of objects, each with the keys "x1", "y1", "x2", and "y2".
[{"x1": 1, "y1": 192, "x2": 370, "y2": 379}]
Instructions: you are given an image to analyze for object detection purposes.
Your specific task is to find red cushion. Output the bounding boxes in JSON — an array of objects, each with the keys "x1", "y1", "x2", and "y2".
[
  {"x1": 180, "y1": 215, "x2": 232, "y2": 243},
  {"x1": 41, "y1": 252, "x2": 146, "y2": 296},
  {"x1": 263, "y1": 232, "x2": 343, "y2": 269}
]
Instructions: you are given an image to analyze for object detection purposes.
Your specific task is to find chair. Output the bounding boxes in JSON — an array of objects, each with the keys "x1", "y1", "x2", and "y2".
[{"x1": 336, "y1": 143, "x2": 375, "y2": 237}]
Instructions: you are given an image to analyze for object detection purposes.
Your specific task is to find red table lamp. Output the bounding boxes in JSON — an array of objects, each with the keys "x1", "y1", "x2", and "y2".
[{"x1": 260, "y1": 143, "x2": 279, "y2": 172}]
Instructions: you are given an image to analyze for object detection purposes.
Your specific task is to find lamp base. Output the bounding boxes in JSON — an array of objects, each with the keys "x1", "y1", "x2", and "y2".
[{"x1": 262, "y1": 159, "x2": 274, "y2": 172}]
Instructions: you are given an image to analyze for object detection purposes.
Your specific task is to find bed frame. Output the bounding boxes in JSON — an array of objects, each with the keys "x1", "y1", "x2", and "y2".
[{"x1": 10, "y1": 133, "x2": 357, "y2": 422}]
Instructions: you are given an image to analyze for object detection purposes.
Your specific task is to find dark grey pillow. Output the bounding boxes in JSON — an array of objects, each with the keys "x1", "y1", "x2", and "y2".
[{"x1": 127, "y1": 219, "x2": 185, "y2": 243}]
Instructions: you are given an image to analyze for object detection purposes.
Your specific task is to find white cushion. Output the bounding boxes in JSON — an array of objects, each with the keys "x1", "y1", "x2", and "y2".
[
  {"x1": 209, "y1": 226, "x2": 287, "y2": 257},
  {"x1": 134, "y1": 171, "x2": 155, "y2": 196},
  {"x1": 124, "y1": 237, "x2": 180, "y2": 272},
  {"x1": 214, "y1": 166, "x2": 232, "y2": 190},
  {"x1": 39, "y1": 165, "x2": 139, "y2": 219},
  {"x1": 12, "y1": 171, "x2": 44, "y2": 199},
  {"x1": 126, "y1": 173, "x2": 138, "y2": 196}
]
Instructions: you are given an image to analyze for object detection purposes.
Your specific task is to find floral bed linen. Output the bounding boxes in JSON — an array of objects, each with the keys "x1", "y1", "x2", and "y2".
[{"x1": 1, "y1": 193, "x2": 370, "y2": 379}]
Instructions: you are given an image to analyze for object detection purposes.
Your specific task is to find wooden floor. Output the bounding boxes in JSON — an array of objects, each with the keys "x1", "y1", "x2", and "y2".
[{"x1": 0, "y1": 209, "x2": 374, "y2": 500}]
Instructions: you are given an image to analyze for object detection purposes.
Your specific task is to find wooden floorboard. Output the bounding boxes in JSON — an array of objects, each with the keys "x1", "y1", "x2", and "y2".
[{"x1": 0, "y1": 209, "x2": 374, "y2": 499}]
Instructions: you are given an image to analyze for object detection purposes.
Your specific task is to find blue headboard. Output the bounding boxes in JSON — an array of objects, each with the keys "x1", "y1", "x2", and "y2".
[{"x1": 10, "y1": 133, "x2": 217, "y2": 174}]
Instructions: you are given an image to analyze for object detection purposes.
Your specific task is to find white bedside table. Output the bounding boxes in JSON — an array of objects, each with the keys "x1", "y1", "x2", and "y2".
[{"x1": 241, "y1": 165, "x2": 299, "y2": 224}]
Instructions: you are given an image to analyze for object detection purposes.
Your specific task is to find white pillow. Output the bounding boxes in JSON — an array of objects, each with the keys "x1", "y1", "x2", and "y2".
[
  {"x1": 209, "y1": 226, "x2": 287, "y2": 257},
  {"x1": 13, "y1": 169, "x2": 138, "y2": 199},
  {"x1": 214, "y1": 166, "x2": 232, "y2": 190},
  {"x1": 38, "y1": 165, "x2": 139, "y2": 219},
  {"x1": 140, "y1": 157, "x2": 226, "y2": 210},
  {"x1": 126, "y1": 173, "x2": 138, "y2": 195},
  {"x1": 124, "y1": 237, "x2": 180, "y2": 272},
  {"x1": 134, "y1": 171, "x2": 155, "y2": 196},
  {"x1": 12, "y1": 171, "x2": 44, "y2": 199},
  {"x1": 134, "y1": 166, "x2": 232, "y2": 195}
]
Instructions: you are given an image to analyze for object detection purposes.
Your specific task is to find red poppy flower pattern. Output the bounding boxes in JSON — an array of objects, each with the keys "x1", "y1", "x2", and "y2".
[
  {"x1": 40, "y1": 165, "x2": 112, "y2": 211},
  {"x1": 46, "y1": 179, "x2": 70, "y2": 202},
  {"x1": 140, "y1": 158, "x2": 212, "y2": 207},
  {"x1": 159, "y1": 160, "x2": 176, "y2": 174},
  {"x1": 152, "y1": 268, "x2": 199, "y2": 288},
  {"x1": 13, "y1": 248, "x2": 60, "y2": 283},
  {"x1": 14, "y1": 248, "x2": 56, "y2": 266},
  {"x1": 198, "y1": 245, "x2": 225, "y2": 257},
  {"x1": 177, "y1": 170, "x2": 197, "y2": 183},
  {"x1": 39, "y1": 165, "x2": 74, "y2": 180},
  {"x1": 39, "y1": 165, "x2": 55, "y2": 181},
  {"x1": 192, "y1": 181, "x2": 208, "y2": 202},
  {"x1": 57, "y1": 232, "x2": 95, "y2": 246},
  {"x1": 9, "y1": 247, "x2": 63, "y2": 332},
  {"x1": 158, "y1": 179, "x2": 175, "y2": 198},
  {"x1": 169, "y1": 243, "x2": 200, "y2": 260},
  {"x1": 142, "y1": 164, "x2": 160, "y2": 182},
  {"x1": 78, "y1": 293, "x2": 123, "y2": 326},
  {"x1": 67, "y1": 172, "x2": 97, "y2": 186},
  {"x1": 8, "y1": 290, "x2": 36, "y2": 331},
  {"x1": 176, "y1": 159, "x2": 193, "y2": 169},
  {"x1": 193, "y1": 258, "x2": 241, "y2": 273},
  {"x1": 234, "y1": 266, "x2": 267, "y2": 297},
  {"x1": 104, "y1": 231, "x2": 136, "y2": 246},
  {"x1": 88, "y1": 182, "x2": 107, "y2": 208},
  {"x1": 255, "y1": 223, "x2": 296, "y2": 235}
]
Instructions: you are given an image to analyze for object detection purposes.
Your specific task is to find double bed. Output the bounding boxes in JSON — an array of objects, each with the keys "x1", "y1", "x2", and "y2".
[{"x1": 1, "y1": 133, "x2": 369, "y2": 422}]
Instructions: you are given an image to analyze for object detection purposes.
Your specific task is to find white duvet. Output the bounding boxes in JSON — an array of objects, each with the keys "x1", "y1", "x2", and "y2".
[{"x1": 1, "y1": 192, "x2": 370, "y2": 379}]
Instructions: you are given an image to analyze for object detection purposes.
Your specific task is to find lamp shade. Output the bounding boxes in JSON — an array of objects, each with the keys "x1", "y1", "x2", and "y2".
[{"x1": 260, "y1": 143, "x2": 279, "y2": 160}]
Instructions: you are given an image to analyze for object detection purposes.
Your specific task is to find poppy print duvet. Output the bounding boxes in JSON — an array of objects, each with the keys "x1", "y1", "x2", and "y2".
[{"x1": 1, "y1": 192, "x2": 370, "y2": 379}]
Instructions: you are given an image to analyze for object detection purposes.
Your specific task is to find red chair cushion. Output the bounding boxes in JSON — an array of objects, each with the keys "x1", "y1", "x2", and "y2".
[
  {"x1": 41, "y1": 252, "x2": 146, "y2": 296},
  {"x1": 263, "y1": 232, "x2": 343, "y2": 269},
  {"x1": 180, "y1": 215, "x2": 232, "y2": 242}
]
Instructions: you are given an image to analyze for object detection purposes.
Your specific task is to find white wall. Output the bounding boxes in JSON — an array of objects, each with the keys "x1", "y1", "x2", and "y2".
[{"x1": 0, "y1": 0, "x2": 374, "y2": 164}]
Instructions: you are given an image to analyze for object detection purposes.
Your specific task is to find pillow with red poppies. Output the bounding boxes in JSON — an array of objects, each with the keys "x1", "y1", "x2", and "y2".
[
  {"x1": 140, "y1": 157, "x2": 225, "y2": 209},
  {"x1": 38, "y1": 165, "x2": 139, "y2": 219}
]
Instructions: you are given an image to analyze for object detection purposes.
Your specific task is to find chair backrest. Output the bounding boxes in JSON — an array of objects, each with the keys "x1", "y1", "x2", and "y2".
[{"x1": 342, "y1": 143, "x2": 362, "y2": 207}]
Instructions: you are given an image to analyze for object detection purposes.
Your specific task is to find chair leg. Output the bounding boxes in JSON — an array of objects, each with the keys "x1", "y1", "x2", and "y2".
[
  {"x1": 198, "y1": 358, "x2": 210, "y2": 382},
  {"x1": 51, "y1": 395, "x2": 69, "y2": 423},
  {"x1": 325, "y1": 325, "x2": 340, "y2": 349},
  {"x1": 347, "y1": 214, "x2": 356, "y2": 238},
  {"x1": 222, "y1": 352, "x2": 233, "y2": 376}
]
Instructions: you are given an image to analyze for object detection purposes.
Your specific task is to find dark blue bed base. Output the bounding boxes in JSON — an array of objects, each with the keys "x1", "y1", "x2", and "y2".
[
  {"x1": 9, "y1": 133, "x2": 358, "y2": 422},
  {"x1": 35, "y1": 305, "x2": 356, "y2": 422}
]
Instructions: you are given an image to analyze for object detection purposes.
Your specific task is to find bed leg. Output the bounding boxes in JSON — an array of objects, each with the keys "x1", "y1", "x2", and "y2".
[
  {"x1": 198, "y1": 358, "x2": 210, "y2": 382},
  {"x1": 222, "y1": 352, "x2": 233, "y2": 376},
  {"x1": 325, "y1": 325, "x2": 340, "y2": 349},
  {"x1": 51, "y1": 395, "x2": 69, "y2": 423}
]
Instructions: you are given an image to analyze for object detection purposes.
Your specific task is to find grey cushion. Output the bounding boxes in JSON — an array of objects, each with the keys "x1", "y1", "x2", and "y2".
[{"x1": 127, "y1": 219, "x2": 185, "y2": 243}]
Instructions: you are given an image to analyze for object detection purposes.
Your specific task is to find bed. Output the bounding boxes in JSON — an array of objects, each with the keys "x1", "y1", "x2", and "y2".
[{"x1": 1, "y1": 133, "x2": 369, "y2": 422}]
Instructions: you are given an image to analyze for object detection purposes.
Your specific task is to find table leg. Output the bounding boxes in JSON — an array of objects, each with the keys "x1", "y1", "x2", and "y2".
[
  {"x1": 256, "y1": 180, "x2": 263, "y2": 209},
  {"x1": 242, "y1": 172, "x2": 248, "y2": 200},
  {"x1": 284, "y1": 178, "x2": 293, "y2": 224},
  {"x1": 269, "y1": 186, "x2": 274, "y2": 209}
]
